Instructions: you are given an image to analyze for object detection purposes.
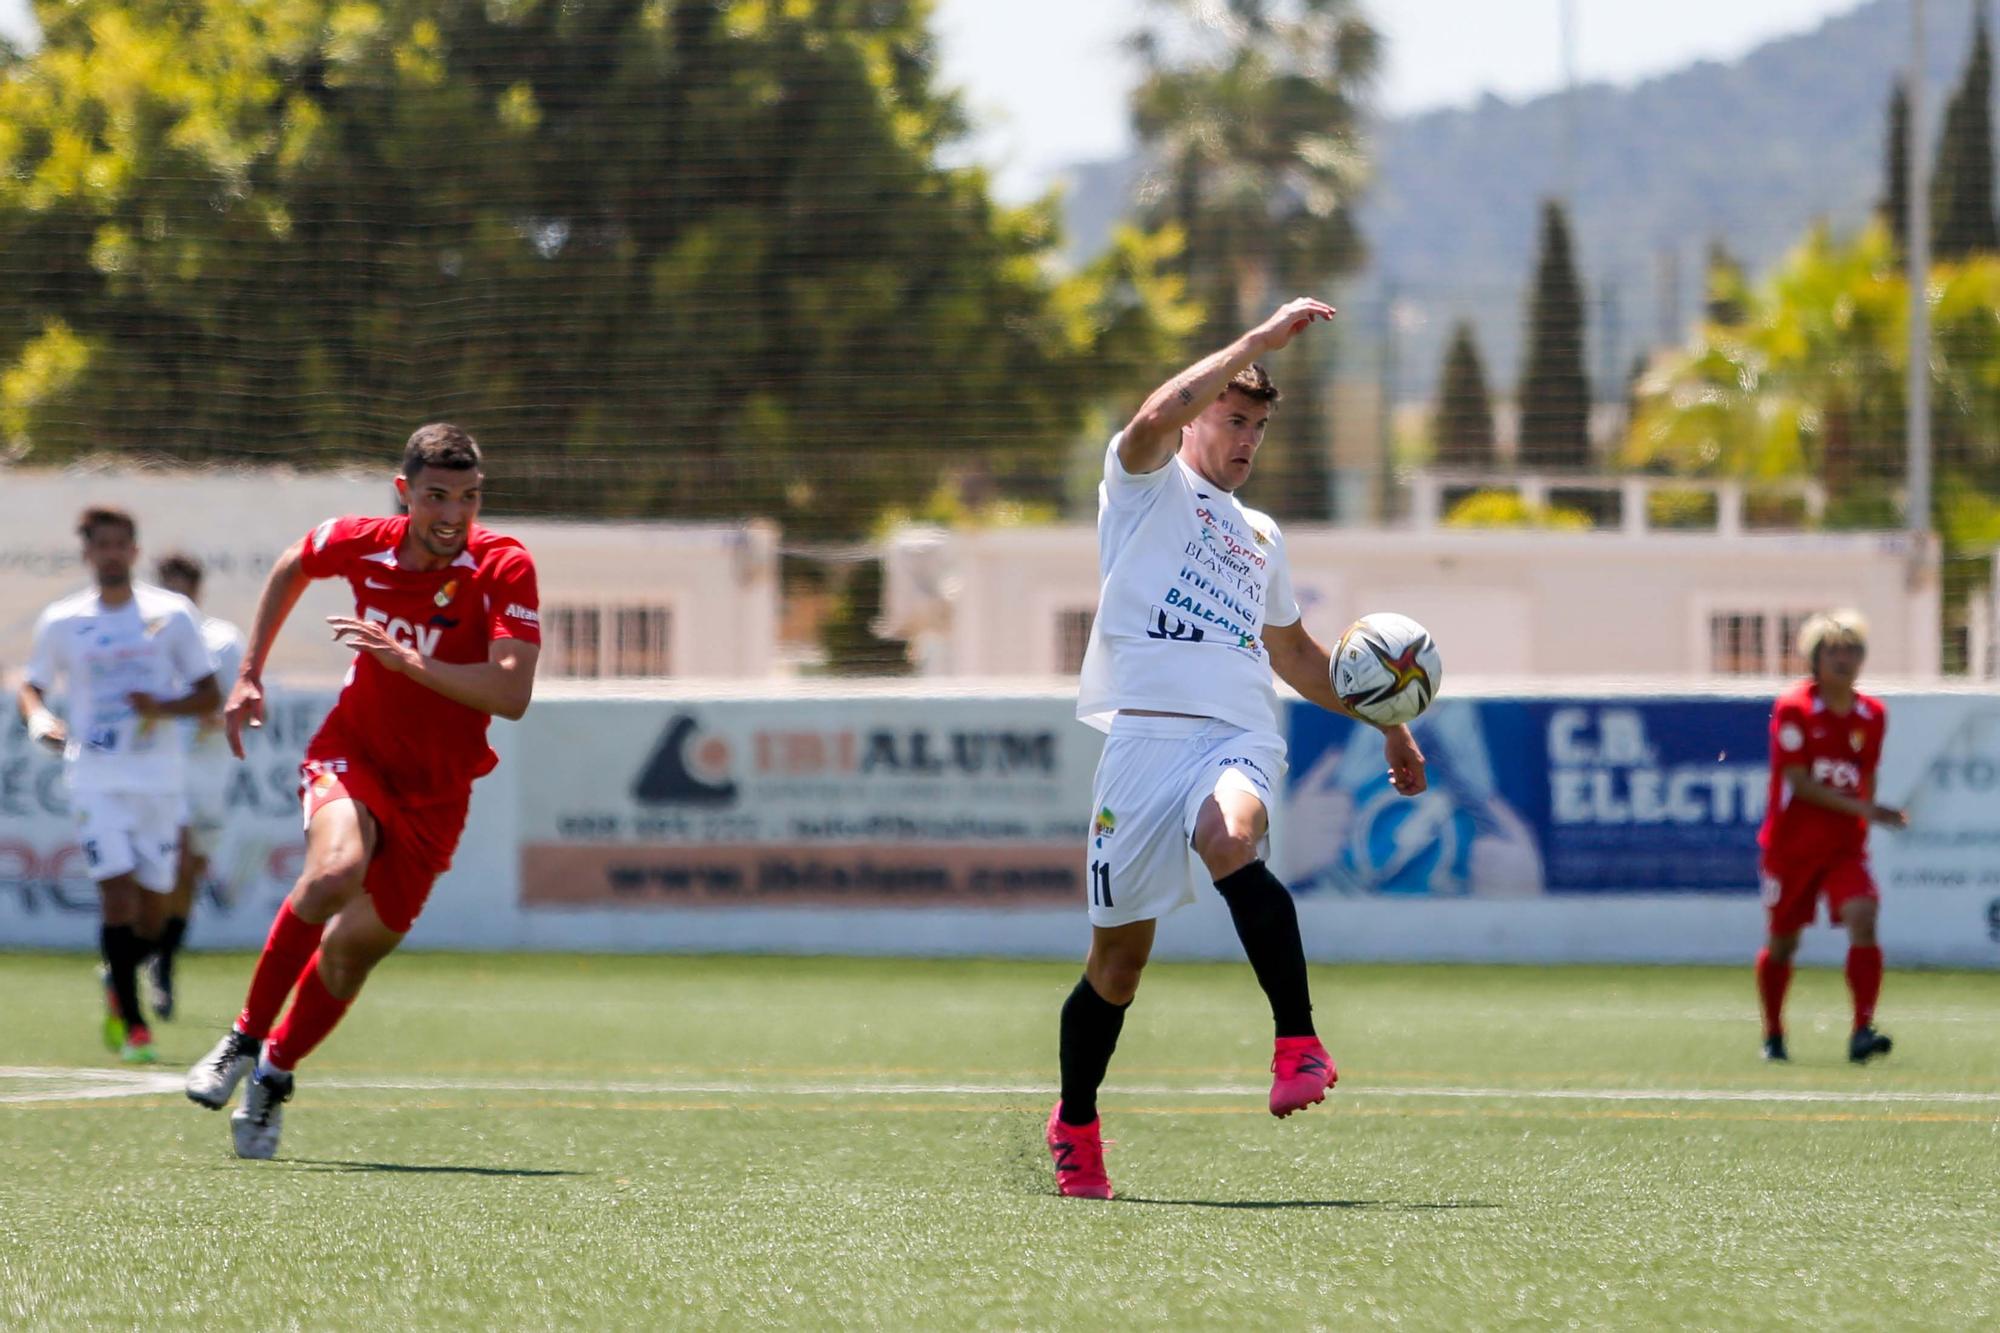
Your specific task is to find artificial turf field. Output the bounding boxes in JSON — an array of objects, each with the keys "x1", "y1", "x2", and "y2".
[{"x1": 2, "y1": 953, "x2": 1997, "y2": 1330}]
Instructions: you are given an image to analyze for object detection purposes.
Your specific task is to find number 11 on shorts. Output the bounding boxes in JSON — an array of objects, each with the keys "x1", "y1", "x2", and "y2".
[{"x1": 1089, "y1": 860, "x2": 1113, "y2": 908}]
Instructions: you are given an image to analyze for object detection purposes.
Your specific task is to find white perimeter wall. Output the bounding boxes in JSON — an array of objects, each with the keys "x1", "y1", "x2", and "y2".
[{"x1": 895, "y1": 525, "x2": 1939, "y2": 679}]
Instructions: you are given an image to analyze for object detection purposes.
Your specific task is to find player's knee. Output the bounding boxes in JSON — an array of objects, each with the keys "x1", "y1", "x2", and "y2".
[
  {"x1": 1195, "y1": 830, "x2": 1260, "y2": 880},
  {"x1": 1766, "y1": 934, "x2": 1800, "y2": 963},
  {"x1": 1089, "y1": 957, "x2": 1145, "y2": 1005},
  {"x1": 1844, "y1": 903, "x2": 1879, "y2": 944},
  {"x1": 292, "y1": 861, "x2": 366, "y2": 919}
]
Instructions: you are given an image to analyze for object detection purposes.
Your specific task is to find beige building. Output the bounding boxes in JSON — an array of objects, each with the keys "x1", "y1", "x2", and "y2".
[
  {"x1": 880, "y1": 475, "x2": 1955, "y2": 681},
  {"x1": 0, "y1": 469, "x2": 778, "y2": 685}
]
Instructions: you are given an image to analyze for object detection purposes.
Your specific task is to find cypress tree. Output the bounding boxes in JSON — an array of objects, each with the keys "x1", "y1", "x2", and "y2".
[
  {"x1": 1433, "y1": 321, "x2": 1497, "y2": 469},
  {"x1": 1517, "y1": 200, "x2": 1591, "y2": 470},
  {"x1": 1880, "y1": 79, "x2": 1912, "y2": 253},
  {"x1": 1932, "y1": 5, "x2": 1999, "y2": 259}
]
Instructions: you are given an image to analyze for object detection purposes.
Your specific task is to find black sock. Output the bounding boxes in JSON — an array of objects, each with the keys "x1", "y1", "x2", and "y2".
[
  {"x1": 1214, "y1": 861, "x2": 1315, "y2": 1038},
  {"x1": 1058, "y1": 975, "x2": 1129, "y2": 1125},
  {"x1": 100, "y1": 924, "x2": 147, "y2": 1032},
  {"x1": 155, "y1": 915, "x2": 188, "y2": 987}
]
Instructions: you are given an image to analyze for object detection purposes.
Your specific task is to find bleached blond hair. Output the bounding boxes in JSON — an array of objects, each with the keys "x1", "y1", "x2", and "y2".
[{"x1": 1799, "y1": 609, "x2": 1869, "y2": 672}]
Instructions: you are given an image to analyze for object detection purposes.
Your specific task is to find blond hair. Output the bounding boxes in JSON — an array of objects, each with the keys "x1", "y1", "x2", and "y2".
[{"x1": 1798, "y1": 609, "x2": 1868, "y2": 672}]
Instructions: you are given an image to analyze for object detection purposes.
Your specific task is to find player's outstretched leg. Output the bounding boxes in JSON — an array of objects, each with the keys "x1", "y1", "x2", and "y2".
[
  {"x1": 1219, "y1": 862, "x2": 1335, "y2": 1115},
  {"x1": 1196, "y1": 793, "x2": 1335, "y2": 1117}
]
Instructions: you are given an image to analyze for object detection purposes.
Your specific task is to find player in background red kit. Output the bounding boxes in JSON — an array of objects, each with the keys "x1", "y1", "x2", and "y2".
[
  {"x1": 183, "y1": 424, "x2": 542, "y2": 1158},
  {"x1": 1754, "y1": 611, "x2": 1906, "y2": 1065}
]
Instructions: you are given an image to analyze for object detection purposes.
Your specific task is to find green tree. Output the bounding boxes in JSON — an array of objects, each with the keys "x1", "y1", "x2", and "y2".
[
  {"x1": 1129, "y1": 0, "x2": 1379, "y2": 520},
  {"x1": 1932, "y1": 4, "x2": 1999, "y2": 260},
  {"x1": 1432, "y1": 320, "x2": 1495, "y2": 469},
  {"x1": 0, "y1": 0, "x2": 1196, "y2": 538},
  {"x1": 1627, "y1": 220, "x2": 2000, "y2": 516},
  {"x1": 1880, "y1": 78, "x2": 1911, "y2": 254},
  {"x1": 1517, "y1": 200, "x2": 1589, "y2": 470}
]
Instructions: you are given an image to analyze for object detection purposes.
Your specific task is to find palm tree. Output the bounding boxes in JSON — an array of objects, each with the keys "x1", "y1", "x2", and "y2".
[{"x1": 1129, "y1": 0, "x2": 1379, "y2": 519}]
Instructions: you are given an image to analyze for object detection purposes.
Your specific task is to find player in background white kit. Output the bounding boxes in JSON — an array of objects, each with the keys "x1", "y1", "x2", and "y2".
[
  {"x1": 15, "y1": 508, "x2": 221, "y2": 1063},
  {"x1": 153, "y1": 552, "x2": 248, "y2": 1020},
  {"x1": 1048, "y1": 298, "x2": 1429, "y2": 1199}
]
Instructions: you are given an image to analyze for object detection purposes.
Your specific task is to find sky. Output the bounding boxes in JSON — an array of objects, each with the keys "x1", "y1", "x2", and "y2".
[
  {"x1": 933, "y1": 0, "x2": 1873, "y2": 199},
  {"x1": 1, "y1": 0, "x2": 1872, "y2": 199}
]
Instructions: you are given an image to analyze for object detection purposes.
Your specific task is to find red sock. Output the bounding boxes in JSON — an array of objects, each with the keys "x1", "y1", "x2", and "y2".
[
  {"x1": 265, "y1": 953, "x2": 352, "y2": 1072},
  {"x1": 1846, "y1": 945, "x2": 1884, "y2": 1031},
  {"x1": 1755, "y1": 948, "x2": 1792, "y2": 1039},
  {"x1": 236, "y1": 902, "x2": 324, "y2": 1040}
]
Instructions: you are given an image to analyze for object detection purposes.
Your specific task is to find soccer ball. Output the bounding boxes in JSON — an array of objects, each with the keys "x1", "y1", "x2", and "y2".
[{"x1": 1331, "y1": 612, "x2": 1441, "y2": 727}]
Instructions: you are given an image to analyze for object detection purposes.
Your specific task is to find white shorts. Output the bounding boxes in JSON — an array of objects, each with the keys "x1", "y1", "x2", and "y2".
[
  {"x1": 72, "y1": 790, "x2": 187, "y2": 893},
  {"x1": 1084, "y1": 716, "x2": 1287, "y2": 927}
]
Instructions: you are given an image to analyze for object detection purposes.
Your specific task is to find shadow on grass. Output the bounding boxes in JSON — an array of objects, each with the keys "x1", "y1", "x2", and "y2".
[
  {"x1": 282, "y1": 1159, "x2": 588, "y2": 1178},
  {"x1": 1116, "y1": 1198, "x2": 1499, "y2": 1211}
]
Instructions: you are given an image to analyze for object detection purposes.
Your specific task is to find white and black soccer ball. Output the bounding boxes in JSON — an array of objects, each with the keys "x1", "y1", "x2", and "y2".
[{"x1": 1331, "y1": 612, "x2": 1441, "y2": 727}]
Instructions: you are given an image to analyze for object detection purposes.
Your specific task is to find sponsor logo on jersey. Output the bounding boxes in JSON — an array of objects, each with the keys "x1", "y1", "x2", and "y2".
[
  {"x1": 1777, "y1": 722, "x2": 1805, "y2": 751},
  {"x1": 1851, "y1": 728, "x2": 1866, "y2": 752},
  {"x1": 364, "y1": 577, "x2": 395, "y2": 590},
  {"x1": 435, "y1": 579, "x2": 459, "y2": 609},
  {"x1": 1093, "y1": 806, "x2": 1117, "y2": 841},
  {"x1": 360, "y1": 606, "x2": 443, "y2": 657},
  {"x1": 505, "y1": 604, "x2": 540, "y2": 625},
  {"x1": 1810, "y1": 756, "x2": 1864, "y2": 790}
]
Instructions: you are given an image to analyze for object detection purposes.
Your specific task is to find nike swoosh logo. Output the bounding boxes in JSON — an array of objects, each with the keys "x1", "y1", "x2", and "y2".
[{"x1": 364, "y1": 578, "x2": 394, "y2": 590}]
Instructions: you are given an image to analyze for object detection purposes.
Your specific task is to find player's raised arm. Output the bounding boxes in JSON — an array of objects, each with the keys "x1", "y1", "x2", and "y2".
[
  {"x1": 225, "y1": 538, "x2": 314, "y2": 758},
  {"x1": 1118, "y1": 297, "x2": 1336, "y2": 475},
  {"x1": 1263, "y1": 619, "x2": 1427, "y2": 796}
]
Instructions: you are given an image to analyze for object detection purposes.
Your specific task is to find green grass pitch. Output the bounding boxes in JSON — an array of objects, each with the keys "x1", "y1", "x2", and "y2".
[{"x1": 3, "y1": 952, "x2": 1997, "y2": 1329}]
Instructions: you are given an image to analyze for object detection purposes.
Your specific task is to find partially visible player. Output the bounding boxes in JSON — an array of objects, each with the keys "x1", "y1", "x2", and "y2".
[
  {"x1": 151, "y1": 552, "x2": 247, "y2": 1020},
  {"x1": 1755, "y1": 610, "x2": 1906, "y2": 1064},
  {"x1": 1048, "y1": 298, "x2": 1428, "y2": 1200},
  {"x1": 15, "y1": 507, "x2": 221, "y2": 1062},
  {"x1": 184, "y1": 423, "x2": 542, "y2": 1159}
]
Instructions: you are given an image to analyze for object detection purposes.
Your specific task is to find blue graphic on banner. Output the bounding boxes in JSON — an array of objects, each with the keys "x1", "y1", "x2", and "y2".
[{"x1": 1277, "y1": 697, "x2": 1771, "y2": 897}]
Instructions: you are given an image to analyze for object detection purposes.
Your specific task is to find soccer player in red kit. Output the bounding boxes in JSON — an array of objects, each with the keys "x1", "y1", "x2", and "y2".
[
  {"x1": 183, "y1": 424, "x2": 541, "y2": 1158},
  {"x1": 1755, "y1": 610, "x2": 1905, "y2": 1065}
]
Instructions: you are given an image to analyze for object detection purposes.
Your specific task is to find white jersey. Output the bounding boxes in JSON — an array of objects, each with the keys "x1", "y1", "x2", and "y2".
[
  {"x1": 182, "y1": 615, "x2": 246, "y2": 765},
  {"x1": 1076, "y1": 434, "x2": 1301, "y2": 734},
  {"x1": 25, "y1": 583, "x2": 217, "y2": 795}
]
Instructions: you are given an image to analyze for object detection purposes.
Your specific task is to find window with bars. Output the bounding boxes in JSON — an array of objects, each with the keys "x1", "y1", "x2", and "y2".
[
  {"x1": 544, "y1": 604, "x2": 674, "y2": 678},
  {"x1": 546, "y1": 605, "x2": 601, "y2": 679},
  {"x1": 1055, "y1": 608, "x2": 1094, "y2": 675},
  {"x1": 612, "y1": 606, "x2": 672, "y2": 677},
  {"x1": 1708, "y1": 609, "x2": 1830, "y2": 676},
  {"x1": 1708, "y1": 611, "x2": 1768, "y2": 675}
]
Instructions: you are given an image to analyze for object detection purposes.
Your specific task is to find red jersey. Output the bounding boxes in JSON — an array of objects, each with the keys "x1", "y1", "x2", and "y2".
[
  {"x1": 1757, "y1": 679, "x2": 1887, "y2": 869},
  {"x1": 299, "y1": 515, "x2": 540, "y2": 797}
]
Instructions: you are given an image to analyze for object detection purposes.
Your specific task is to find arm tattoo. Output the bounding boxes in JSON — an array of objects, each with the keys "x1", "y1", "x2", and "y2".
[{"x1": 1177, "y1": 385, "x2": 1194, "y2": 405}]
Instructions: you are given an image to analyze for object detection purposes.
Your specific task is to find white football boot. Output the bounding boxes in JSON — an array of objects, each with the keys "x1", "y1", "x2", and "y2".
[
  {"x1": 230, "y1": 1066, "x2": 294, "y2": 1160},
  {"x1": 185, "y1": 1029, "x2": 259, "y2": 1110}
]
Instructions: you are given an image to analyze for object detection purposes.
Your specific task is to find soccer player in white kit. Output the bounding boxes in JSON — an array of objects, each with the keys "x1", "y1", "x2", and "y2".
[
  {"x1": 1048, "y1": 298, "x2": 1429, "y2": 1199},
  {"x1": 15, "y1": 508, "x2": 221, "y2": 1063},
  {"x1": 153, "y1": 552, "x2": 249, "y2": 1020}
]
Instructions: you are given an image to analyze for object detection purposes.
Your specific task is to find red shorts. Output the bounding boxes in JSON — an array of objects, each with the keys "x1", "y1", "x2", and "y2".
[
  {"x1": 300, "y1": 751, "x2": 470, "y2": 934},
  {"x1": 1760, "y1": 855, "x2": 1878, "y2": 936}
]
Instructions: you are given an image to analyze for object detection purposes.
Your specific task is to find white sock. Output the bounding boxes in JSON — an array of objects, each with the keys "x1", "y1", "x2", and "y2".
[{"x1": 254, "y1": 1045, "x2": 285, "y2": 1081}]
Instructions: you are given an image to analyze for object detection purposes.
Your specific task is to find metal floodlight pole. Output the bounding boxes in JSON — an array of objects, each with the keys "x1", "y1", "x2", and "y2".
[{"x1": 1907, "y1": 0, "x2": 1932, "y2": 542}]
